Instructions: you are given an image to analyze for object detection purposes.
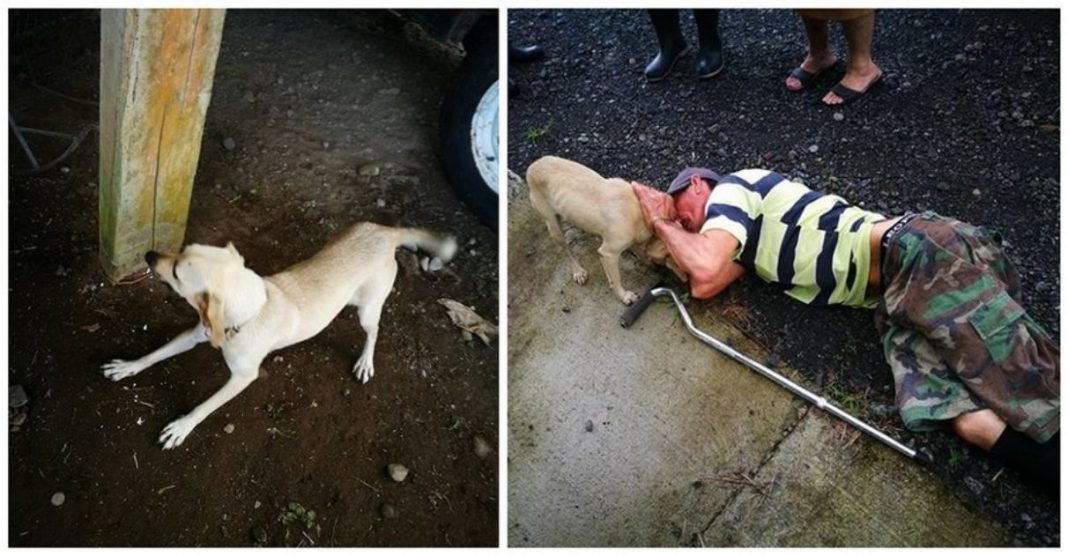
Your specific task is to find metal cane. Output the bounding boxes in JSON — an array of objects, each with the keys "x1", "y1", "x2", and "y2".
[{"x1": 621, "y1": 286, "x2": 928, "y2": 464}]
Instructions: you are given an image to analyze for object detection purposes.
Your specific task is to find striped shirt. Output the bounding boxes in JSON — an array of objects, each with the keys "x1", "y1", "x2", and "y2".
[{"x1": 700, "y1": 169, "x2": 885, "y2": 308}]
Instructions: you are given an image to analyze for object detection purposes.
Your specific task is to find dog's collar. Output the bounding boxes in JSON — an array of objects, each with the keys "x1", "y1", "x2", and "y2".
[{"x1": 225, "y1": 324, "x2": 242, "y2": 339}]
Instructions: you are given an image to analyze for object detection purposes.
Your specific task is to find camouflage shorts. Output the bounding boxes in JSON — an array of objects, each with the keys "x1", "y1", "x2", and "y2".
[{"x1": 875, "y1": 212, "x2": 1060, "y2": 443}]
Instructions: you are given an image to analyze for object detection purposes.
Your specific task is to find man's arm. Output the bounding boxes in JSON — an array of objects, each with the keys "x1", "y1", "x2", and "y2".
[{"x1": 652, "y1": 219, "x2": 745, "y2": 299}]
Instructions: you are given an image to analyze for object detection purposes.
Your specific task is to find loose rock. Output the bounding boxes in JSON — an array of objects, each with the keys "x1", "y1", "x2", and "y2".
[
  {"x1": 252, "y1": 526, "x2": 268, "y2": 544},
  {"x1": 224, "y1": 423, "x2": 235, "y2": 434},
  {"x1": 358, "y1": 163, "x2": 381, "y2": 177},
  {"x1": 380, "y1": 503, "x2": 398, "y2": 519},
  {"x1": 584, "y1": 419, "x2": 594, "y2": 432},
  {"x1": 51, "y1": 492, "x2": 65, "y2": 506},
  {"x1": 222, "y1": 137, "x2": 237, "y2": 151},
  {"x1": 388, "y1": 463, "x2": 409, "y2": 482},
  {"x1": 473, "y1": 435, "x2": 492, "y2": 459},
  {"x1": 10, "y1": 385, "x2": 29, "y2": 409}
]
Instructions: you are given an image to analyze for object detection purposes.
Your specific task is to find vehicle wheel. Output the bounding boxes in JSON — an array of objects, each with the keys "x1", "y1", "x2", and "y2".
[{"x1": 440, "y1": 37, "x2": 498, "y2": 230}]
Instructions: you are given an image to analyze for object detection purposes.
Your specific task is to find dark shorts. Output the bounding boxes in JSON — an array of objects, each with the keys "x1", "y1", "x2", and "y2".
[{"x1": 875, "y1": 212, "x2": 1060, "y2": 443}]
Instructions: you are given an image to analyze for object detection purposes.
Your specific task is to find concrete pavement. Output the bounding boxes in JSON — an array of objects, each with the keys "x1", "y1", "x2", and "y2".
[{"x1": 507, "y1": 190, "x2": 1013, "y2": 547}]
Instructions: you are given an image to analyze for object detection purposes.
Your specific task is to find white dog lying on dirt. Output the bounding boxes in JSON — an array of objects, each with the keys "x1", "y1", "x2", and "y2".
[{"x1": 102, "y1": 222, "x2": 457, "y2": 449}]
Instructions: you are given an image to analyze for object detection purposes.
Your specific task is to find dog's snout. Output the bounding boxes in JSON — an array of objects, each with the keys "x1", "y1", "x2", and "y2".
[{"x1": 145, "y1": 251, "x2": 160, "y2": 267}]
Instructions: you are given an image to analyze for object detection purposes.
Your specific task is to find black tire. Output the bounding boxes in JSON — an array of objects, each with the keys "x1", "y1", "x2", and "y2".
[{"x1": 440, "y1": 26, "x2": 498, "y2": 230}]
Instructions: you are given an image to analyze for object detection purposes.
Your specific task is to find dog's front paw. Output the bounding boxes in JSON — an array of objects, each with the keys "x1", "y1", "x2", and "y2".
[
  {"x1": 621, "y1": 291, "x2": 639, "y2": 306},
  {"x1": 353, "y1": 355, "x2": 375, "y2": 384},
  {"x1": 101, "y1": 359, "x2": 144, "y2": 381},
  {"x1": 159, "y1": 416, "x2": 198, "y2": 450},
  {"x1": 573, "y1": 269, "x2": 589, "y2": 285}
]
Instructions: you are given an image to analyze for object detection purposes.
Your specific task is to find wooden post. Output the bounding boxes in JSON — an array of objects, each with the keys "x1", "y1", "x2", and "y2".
[{"x1": 99, "y1": 9, "x2": 225, "y2": 281}]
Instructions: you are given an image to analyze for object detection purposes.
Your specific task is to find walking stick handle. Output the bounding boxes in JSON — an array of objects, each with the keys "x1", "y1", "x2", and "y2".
[{"x1": 620, "y1": 285, "x2": 660, "y2": 328}]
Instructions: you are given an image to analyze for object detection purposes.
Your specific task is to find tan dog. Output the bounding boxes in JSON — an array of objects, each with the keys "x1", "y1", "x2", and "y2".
[
  {"x1": 526, "y1": 155, "x2": 683, "y2": 305},
  {"x1": 102, "y1": 222, "x2": 457, "y2": 449}
]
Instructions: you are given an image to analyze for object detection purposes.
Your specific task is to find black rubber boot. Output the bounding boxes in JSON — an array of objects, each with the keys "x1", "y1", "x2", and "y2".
[
  {"x1": 693, "y1": 9, "x2": 724, "y2": 79},
  {"x1": 509, "y1": 45, "x2": 545, "y2": 65},
  {"x1": 644, "y1": 10, "x2": 689, "y2": 82}
]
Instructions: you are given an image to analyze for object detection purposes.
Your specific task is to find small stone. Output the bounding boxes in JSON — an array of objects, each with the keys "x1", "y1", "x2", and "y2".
[
  {"x1": 322, "y1": 141, "x2": 330, "y2": 149},
  {"x1": 972, "y1": 188, "x2": 982, "y2": 197},
  {"x1": 358, "y1": 163, "x2": 381, "y2": 177},
  {"x1": 273, "y1": 355, "x2": 283, "y2": 363},
  {"x1": 387, "y1": 463, "x2": 409, "y2": 482},
  {"x1": 808, "y1": 144, "x2": 819, "y2": 154},
  {"x1": 243, "y1": 91, "x2": 256, "y2": 103},
  {"x1": 51, "y1": 492, "x2": 65, "y2": 506},
  {"x1": 9, "y1": 385, "x2": 28, "y2": 409},
  {"x1": 254, "y1": 500, "x2": 262, "y2": 509},
  {"x1": 765, "y1": 354, "x2": 782, "y2": 367},
  {"x1": 224, "y1": 423, "x2": 235, "y2": 434},
  {"x1": 252, "y1": 526, "x2": 268, "y2": 544},
  {"x1": 222, "y1": 137, "x2": 236, "y2": 151},
  {"x1": 584, "y1": 419, "x2": 594, "y2": 432},
  {"x1": 376, "y1": 198, "x2": 386, "y2": 208},
  {"x1": 428, "y1": 258, "x2": 444, "y2": 271},
  {"x1": 461, "y1": 330, "x2": 473, "y2": 342},
  {"x1": 419, "y1": 257, "x2": 429, "y2": 272},
  {"x1": 60, "y1": 166, "x2": 70, "y2": 174},
  {"x1": 936, "y1": 181, "x2": 951, "y2": 192},
  {"x1": 12, "y1": 412, "x2": 27, "y2": 426},
  {"x1": 380, "y1": 503, "x2": 398, "y2": 519},
  {"x1": 832, "y1": 112, "x2": 844, "y2": 122},
  {"x1": 870, "y1": 403, "x2": 896, "y2": 418},
  {"x1": 1035, "y1": 281, "x2": 1050, "y2": 292},
  {"x1": 473, "y1": 435, "x2": 491, "y2": 459}
]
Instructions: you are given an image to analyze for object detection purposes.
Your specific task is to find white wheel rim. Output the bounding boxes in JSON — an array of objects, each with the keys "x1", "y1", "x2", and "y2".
[{"x1": 471, "y1": 80, "x2": 499, "y2": 196}]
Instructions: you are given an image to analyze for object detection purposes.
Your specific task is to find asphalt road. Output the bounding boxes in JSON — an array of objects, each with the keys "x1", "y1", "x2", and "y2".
[{"x1": 508, "y1": 8, "x2": 1058, "y2": 546}]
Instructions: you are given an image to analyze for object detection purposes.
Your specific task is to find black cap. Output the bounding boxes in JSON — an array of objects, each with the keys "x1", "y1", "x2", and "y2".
[{"x1": 667, "y1": 167, "x2": 721, "y2": 195}]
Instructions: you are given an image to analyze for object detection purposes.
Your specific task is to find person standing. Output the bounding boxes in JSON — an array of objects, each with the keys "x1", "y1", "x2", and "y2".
[{"x1": 644, "y1": 9, "x2": 723, "y2": 82}]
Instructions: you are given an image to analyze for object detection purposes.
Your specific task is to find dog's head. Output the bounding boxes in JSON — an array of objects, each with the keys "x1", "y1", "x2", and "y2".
[{"x1": 145, "y1": 242, "x2": 260, "y2": 348}]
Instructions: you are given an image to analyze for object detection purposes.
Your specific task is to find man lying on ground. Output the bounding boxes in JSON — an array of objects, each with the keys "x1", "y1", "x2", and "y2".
[{"x1": 632, "y1": 168, "x2": 1059, "y2": 492}]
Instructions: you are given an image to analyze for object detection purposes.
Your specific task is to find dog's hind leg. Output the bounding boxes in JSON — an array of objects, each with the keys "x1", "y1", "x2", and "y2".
[
  {"x1": 598, "y1": 239, "x2": 638, "y2": 305},
  {"x1": 102, "y1": 324, "x2": 209, "y2": 381},
  {"x1": 530, "y1": 190, "x2": 589, "y2": 285},
  {"x1": 351, "y1": 261, "x2": 397, "y2": 384}
]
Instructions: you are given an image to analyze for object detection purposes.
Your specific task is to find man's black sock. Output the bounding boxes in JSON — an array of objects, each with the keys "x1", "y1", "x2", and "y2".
[{"x1": 989, "y1": 428, "x2": 1059, "y2": 494}]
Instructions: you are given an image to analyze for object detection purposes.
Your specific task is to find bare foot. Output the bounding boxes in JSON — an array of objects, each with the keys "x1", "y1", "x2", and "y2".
[
  {"x1": 823, "y1": 62, "x2": 882, "y2": 105},
  {"x1": 785, "y1": 52, "x2": 838, "y2": 91}
]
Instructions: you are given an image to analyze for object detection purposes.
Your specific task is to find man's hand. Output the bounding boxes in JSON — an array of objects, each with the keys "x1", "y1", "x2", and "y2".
[{"x1": 631, "y1": 181, "x2": 677, "y2": 228}]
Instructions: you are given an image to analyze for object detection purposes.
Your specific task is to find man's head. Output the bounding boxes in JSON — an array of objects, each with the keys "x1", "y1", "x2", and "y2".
[{"x1": 667, "y1": 167, "x2": 719, "y2": 232}]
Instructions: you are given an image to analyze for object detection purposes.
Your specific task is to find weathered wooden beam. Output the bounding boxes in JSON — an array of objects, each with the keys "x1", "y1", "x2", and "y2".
[{"x1": 99, "y1": 8, "x2": 225, "y2": 281}]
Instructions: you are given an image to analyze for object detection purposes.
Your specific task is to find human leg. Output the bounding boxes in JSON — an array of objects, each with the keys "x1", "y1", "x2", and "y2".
[
  {"x1": 785, "y1": 14, "x2": 837, "y2": 91},
  {"x1": 645, "y1": 10, "x2": 689, "y2": 82},
  {"x1": 823, "y1": 11, "x2": 882, "y2": 105},
  {"x1": 692, "y1": 9, "x2": 723, "y2": 78}
]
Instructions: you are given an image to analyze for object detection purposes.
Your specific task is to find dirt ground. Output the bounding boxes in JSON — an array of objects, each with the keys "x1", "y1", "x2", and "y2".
[
  {"x1": 509, "y1": 9, "x2": 1058, "y2": 546},
  {"x1": 9, "y1": 10, "x2": 497, "y2": 547}
]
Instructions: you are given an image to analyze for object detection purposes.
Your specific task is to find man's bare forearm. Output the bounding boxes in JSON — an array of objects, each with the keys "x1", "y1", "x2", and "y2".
[{"x1": 653, "y1": 219, "x2": 744, "y2": 299}]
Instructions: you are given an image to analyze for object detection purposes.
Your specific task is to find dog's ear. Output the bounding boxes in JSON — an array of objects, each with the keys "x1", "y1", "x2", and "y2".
[
  {"x1": 195, "y1": 292, "x2": 226, "y2": 348},
  {"x1": 225, "y1": 242, "x2": 244, "y2": 263}
]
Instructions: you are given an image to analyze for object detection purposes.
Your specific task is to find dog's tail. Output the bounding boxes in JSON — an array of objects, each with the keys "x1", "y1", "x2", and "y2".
[{"x1": 397, "y1": 227, "x2": 458, "y2": 263}]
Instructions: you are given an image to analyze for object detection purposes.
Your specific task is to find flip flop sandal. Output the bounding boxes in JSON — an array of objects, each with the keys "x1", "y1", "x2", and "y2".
[
  {"x1": 826, "y1": 73, "x2": 883, "y2": 106},
  {"x1": 787, "y1": 65, "x2": 831, "y2": 90}
]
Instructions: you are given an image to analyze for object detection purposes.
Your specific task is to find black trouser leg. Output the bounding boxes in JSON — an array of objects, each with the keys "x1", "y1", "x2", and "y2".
[
  {"x1": 693, "y1": 9, "x2": 724, "y2": 78},
  {"x1": 644, "y1": 9, "x2": 688, "y2": 82}
]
